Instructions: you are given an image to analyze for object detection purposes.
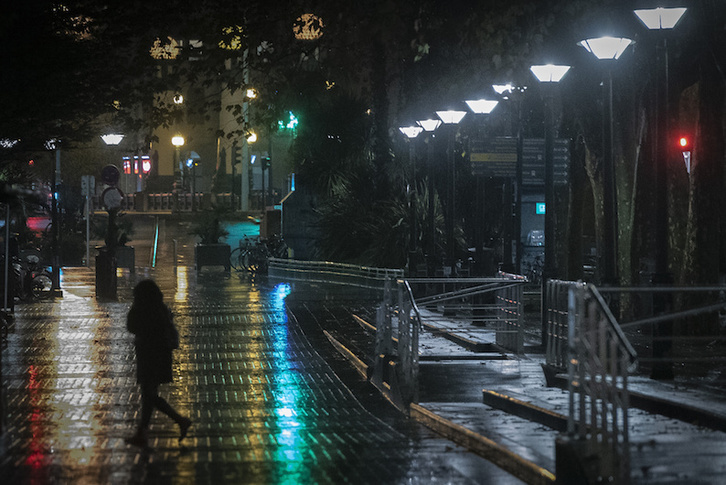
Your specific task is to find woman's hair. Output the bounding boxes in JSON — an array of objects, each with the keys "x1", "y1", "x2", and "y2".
[{"x1": 133, "y1": 279, "x2": 164, "y2": 308}]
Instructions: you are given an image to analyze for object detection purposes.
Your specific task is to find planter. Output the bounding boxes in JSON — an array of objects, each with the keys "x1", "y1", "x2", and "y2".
[{"x1": 195, "y1": 243, "x2": 231, "y2": 273}]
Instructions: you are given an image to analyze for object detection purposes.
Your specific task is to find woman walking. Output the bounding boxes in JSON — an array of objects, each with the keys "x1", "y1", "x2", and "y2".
[{"x1": 125, "y1": 279, "x2": 191, "y2": 447}]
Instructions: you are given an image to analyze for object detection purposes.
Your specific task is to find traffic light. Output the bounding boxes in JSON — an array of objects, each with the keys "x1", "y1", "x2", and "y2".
[
  {"x1": 678, "y1": 135, "x2": 692, "y2": 153},
  {"x1": 262, "y1": 156, "x2": 271, "y2": 169},
  {"x1": 677, "y1": 134, "x2": 693, "y2": 174},
  {"x1": 231, "y1": 143, "x2": 240, "y2": 165}
]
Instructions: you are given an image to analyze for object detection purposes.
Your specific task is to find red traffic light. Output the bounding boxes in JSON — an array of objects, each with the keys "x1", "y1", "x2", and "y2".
[{"x1": 678, "y1": 135, "x2": 692, "y2": 152}]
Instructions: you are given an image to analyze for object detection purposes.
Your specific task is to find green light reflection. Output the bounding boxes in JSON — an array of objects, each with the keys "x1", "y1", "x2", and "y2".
[{"x1": 268, "y1": 283, "x2": 307, "y2": 483}]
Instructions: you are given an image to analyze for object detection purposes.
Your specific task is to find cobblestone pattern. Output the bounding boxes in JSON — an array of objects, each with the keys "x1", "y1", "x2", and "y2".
[{"x1": 0, "y1": 269, "x2": 421, "y2": 484}]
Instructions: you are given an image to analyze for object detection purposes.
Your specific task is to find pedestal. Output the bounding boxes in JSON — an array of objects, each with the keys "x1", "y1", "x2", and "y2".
[{"x1": 95, "y1": 247, "x2": 117, "y2": 301}]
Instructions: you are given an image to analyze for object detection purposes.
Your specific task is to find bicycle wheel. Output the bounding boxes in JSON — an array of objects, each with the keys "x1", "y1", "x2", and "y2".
[
  {"x1": 243, "y1": 246, "x2": 269, "y2": 273},
  {"x1": 31, "y1": 274, "x2": 53, "y2": 299},
  {"x1": 230, "y1": 247, "x2": 244, "y2": 271}
]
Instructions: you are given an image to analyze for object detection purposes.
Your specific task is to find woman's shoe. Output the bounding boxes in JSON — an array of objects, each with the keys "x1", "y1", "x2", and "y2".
[{"x1": 125, "y1": 430, "x2": 148, "y2": 448}]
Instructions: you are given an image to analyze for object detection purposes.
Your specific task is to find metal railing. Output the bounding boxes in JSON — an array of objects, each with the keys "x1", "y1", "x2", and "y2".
[
  {"x1": 405, "y1": 274, "x2": 527, "y2": 354},
  {"x1": 267, "y1": 258, "x2": 403, "y2": 290},
  {"x1": 565, "y1": 282, "x2": 637, "y2": 484},
  {"x1": 495, "y1": 272, "x2": 527, "y2": 354},
  {"x1": 371, "y1": 278, "x2": 422, "y2": 410},
  {"x1": 545, "y1": 279, "x2": 578, "y2": 371},
  {"x1": 91, "y1": 192, "x2": 206, "y2": 212}
]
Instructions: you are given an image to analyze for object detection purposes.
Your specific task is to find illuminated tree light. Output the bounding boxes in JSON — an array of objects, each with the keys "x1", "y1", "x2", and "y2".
[
  {"x1": 219, "y1": 25, "x2": 244, "y2": 51},
  {"x1": 293, "y1": 13, "x2": 324, "y2": 40},
  {"x1": 150, "y1": 37, "x2": 181, "y2": 60}
]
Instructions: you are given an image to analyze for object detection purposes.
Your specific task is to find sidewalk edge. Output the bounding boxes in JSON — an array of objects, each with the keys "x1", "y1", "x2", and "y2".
[{"x1": 410, "y1": 403, "x2": 556, "y2": 485}]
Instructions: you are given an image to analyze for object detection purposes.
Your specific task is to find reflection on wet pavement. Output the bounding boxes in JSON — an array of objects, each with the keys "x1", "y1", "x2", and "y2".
[
  {"x1": 1, "y1": 208, "x2": 525, "y2": 485},
  {"x1": 0, "y1": 267, "x2": 421, "y2": 483}
]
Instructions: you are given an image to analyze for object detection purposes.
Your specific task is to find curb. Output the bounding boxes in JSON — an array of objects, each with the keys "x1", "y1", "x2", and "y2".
[
  {"x1": 482, "y1": 389, "x2": 568, "y2": 432},
  {"x1": 324, "y1": 330, "x2": 368, "y2": 379},
  {"x1": 410, "y1": 403, "x2": 556, "y2": 485},
  {"x1": 325, "y1": 322, "x2": 556, "y2": 485},
  {"x1": 544, "y1": 366, "x2": 726, "y2": 433}
]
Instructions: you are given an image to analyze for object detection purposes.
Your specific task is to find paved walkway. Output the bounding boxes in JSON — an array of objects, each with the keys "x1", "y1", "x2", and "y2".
[
  {"x1": 0, "y1": 263, "x2": 525, "y2": 484},
  {"x1": 4, "y1": 215, "x2": 725, "y2": 484}
]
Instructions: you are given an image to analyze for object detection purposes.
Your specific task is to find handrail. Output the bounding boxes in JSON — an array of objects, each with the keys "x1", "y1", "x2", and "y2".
[
  {"x1": 589, "y1": 285, "x2": 637, "y2": 365},
  {"x1": 566, "y1": 281, "x2": 634, "y2": 483},
  {"x1": 269, "y1": 257, "x2": 403, "y2": 278},
  {"x1": 399, "y1": 279, "x2": 423, "y2": 329}
]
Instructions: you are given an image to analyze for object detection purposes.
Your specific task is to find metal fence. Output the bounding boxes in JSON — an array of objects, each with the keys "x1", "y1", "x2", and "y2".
[
  {"x1": 406, "y1": 275, "x2": 527, "y2": 354},
  {"x1": 91, "y1": 192, "x2": 207, "y2": 212},
  {"x1": 267, "y1": 258, "x2": 403, "y2": 290},
  {"x1": 495, "y1": 272, "x2": 527, "y2": 354},
  {"x1": 565, "y1": 282, "x2": 637, "y2": 484},
  {"x1": 371, "y1": 278, "x2": 421, "y2": 411},
  {"x1": 545, "y1": 279, "x2": 578, "y2": 371}
]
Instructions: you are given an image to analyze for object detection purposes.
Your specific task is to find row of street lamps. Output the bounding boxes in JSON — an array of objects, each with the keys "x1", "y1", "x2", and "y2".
[{"x1": 398, "y1": 5, "x2": 687, "y2": 288}]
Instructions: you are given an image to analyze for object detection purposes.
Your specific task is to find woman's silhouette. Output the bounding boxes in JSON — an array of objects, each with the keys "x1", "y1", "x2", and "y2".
[{"x1": 125, "y1": 279, "x2": 191, "y2": 447}]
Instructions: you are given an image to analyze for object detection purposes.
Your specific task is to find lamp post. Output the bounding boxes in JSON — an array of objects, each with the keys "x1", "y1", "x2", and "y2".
[
  {"x1": 634, "y1": 5, "x2": 687, "y2": 380},
  {"x1": 245, "y1": 131, "x2": 257, "y2": 209},
  {"x1": 464, "y1": 99, "x2": 499, "y2": 275},
  {"x1": 417, "y1": 118, "x2": 442, "y2": 272},
  {"x1": 494, "y1": 83, "x2": 527, "y2": 273},
  {"x1": 100, "y1": 133, "x2": 123, "y2": 267},
  {"x1": 578, "y1": 36, "x2": 634, "y2": 285},
  {"x1": 171, "y1": 135, "x2": 185, "y2": 212},
  {"x1": 44, "y1": 138, "x2": 64, "y2": 297},
  {"x1": 400, "y1": 125, "x2": 424, "y2": 271},
  {"x1": 435, "y1": 110, "x2": 467, "y2": 269},
  {"x1": 531, "y1": 64, "x2": 571, "y2": 346}
]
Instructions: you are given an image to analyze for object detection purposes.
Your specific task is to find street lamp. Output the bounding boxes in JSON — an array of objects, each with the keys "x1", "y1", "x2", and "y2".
[
  {"x1": 530, "y1": 64, "x2": 571, "y2": 83},
  {"x1": 634, "y1": 7, "x2": 687, "y2": 29},
  {"x1": 101, "y1": 134, "x2": 124, "y2": 146},
  {"x1": 464, "y1": 99, "x2": 499, "y2": 115},
  {"x1": 436, "y1": 110, "x2": 466, "y2": 268},
  {"x1": 400, "y1": 125, "x2": 424, "y2": 271},
  {"x1": 464, "y1": 99, "x2": 500, "y2": 274},
  {"x1": 634, "y1": 5, "x2": 687, "y2": 381},
  {"x1": 171, "y1": 135, "x2": 185, "y2": 212},
  {"x1": 531, "y1": 63, "x2": 571, "y2": 345},
  {"x1": 417, "y1": 118, "x2": 442, "y2": 271},
  {"x1": 578, "y1": 36, "x2": 634, "y2": 285},
  {"x1": 493, "y1": 83, "x2": 528, "y2": 273}
]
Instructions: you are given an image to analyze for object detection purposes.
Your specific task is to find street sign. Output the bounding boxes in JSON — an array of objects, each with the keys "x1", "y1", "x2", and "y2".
[
  {"x1": 470, "y1": 137, "x2": 517, "y2": 177},
  {"x1": 470, "y1": 137, "x2": 570, "y2": 185},
  {"x1": 81, "y1": 175, "x2": 96, "y2": 197},
  {"x1": 521, "y1": 139, "x2": 569, "y2": 186}
]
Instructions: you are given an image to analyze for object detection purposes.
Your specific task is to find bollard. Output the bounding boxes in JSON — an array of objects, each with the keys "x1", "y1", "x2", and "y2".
[{"x1": 95, "y1": 246, "x2": 117, "y2": 300}]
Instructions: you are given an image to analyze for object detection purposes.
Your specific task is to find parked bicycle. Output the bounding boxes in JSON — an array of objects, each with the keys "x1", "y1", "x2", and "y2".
[{"x1": 231, "y1": 235, "x2": 288, "y2": 274}]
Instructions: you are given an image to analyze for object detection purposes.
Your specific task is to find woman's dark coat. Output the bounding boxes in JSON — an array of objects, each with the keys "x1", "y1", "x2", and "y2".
[{"x1": 127, "y1": 304, "x2": 177, "y2": 385}]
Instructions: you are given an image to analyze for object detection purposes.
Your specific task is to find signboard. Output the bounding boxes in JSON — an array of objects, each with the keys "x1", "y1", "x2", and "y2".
[
  {"x1": 470, "y1": 137, "x2": 517, "y2": 177},
  {"x1": 470, "y1": 137, "x2": 569, "y2": 186},
  {"x1": 81, "y1": 175, "x2": 96, "y2": 197},
  {"x1": 521, "y1": 138, "x2": 570, "y2": 186}
]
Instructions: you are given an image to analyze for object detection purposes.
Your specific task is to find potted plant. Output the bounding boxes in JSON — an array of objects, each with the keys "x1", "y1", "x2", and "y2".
[{"x1": 191, "y1": 206, "x2": 231, "y2": 273}]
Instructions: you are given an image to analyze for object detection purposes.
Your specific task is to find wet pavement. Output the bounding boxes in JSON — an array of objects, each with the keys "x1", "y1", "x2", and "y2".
[
  {"x1": 3, "y1": 215, "x2": 726, "y2": 484},
  {"x1": 0, "y1": 216, "x2": 524, "y2": 484}
]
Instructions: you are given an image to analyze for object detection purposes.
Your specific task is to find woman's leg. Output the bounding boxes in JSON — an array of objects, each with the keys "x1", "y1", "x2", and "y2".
[
  {"x1": 126, "y1": 381, "x2": 157, "y2": 447},
  {"x1": 144, "y1": 382, "x2": 192, "y2": 442},
  {"x1": 140, "y1": 381, "x2": 158, "y2": 428}
]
